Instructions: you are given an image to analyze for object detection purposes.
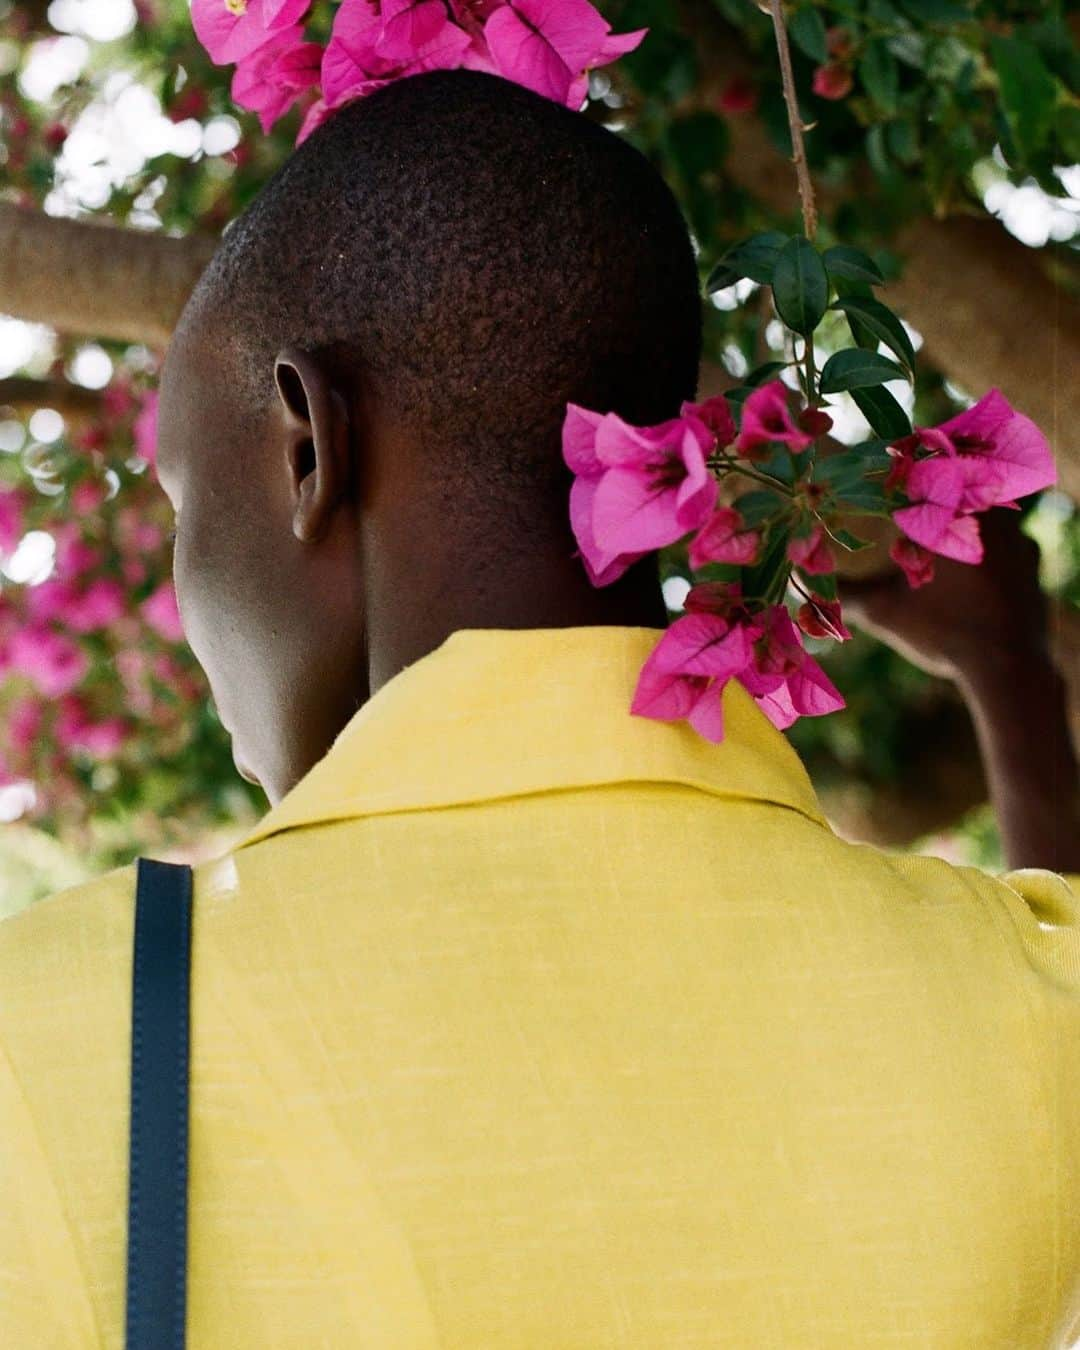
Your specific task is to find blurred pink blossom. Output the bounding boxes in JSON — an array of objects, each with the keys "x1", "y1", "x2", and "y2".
[
  {"x1": 141, "y1": 579, "x2": 185, "y2": 641},
  {"x1": 8, "y1": 626, "x2": 89, "y2": 697}
]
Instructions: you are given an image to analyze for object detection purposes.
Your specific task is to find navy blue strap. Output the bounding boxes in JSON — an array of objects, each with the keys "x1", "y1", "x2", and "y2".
[{"x1": 126, "y1": 857, "x2": 192, "y2": 1350}]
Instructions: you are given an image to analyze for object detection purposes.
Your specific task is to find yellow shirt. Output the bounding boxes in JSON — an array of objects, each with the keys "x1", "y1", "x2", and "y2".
[{"x1": 2, "y1": 625, "x2": 1079, "y2": 1349}]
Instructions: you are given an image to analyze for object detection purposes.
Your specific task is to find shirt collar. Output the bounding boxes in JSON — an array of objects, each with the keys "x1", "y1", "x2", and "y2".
[{"x1": 232, "y1": 625, "x2": 830, "y2": 853}]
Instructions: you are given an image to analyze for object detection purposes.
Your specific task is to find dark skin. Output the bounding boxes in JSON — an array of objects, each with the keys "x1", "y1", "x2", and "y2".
[
  {"x1": 155, "y1": 304, "x2": 665, "y2": 804},
  {"x1": 158, "y1": 304, "x2": 1077, "y2": 871},
  {"x1": 841, "y1": 508, "x2": 1080, "y2": 873}
]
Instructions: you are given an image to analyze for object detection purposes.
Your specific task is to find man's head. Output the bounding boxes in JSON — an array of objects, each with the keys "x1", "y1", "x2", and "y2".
[{"x1": 157, "y1": 68, "x2": 702, "y2": 803}]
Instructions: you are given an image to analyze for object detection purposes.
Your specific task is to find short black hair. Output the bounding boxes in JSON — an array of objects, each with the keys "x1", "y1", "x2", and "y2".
[{"x1": 190, "y1": 67, "x2": 702, "y2": 540}]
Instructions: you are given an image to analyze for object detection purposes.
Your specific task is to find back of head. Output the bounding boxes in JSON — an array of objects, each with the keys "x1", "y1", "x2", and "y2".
[{"x1": 191, "y1": 66, "x2": 703, "y2": 538}]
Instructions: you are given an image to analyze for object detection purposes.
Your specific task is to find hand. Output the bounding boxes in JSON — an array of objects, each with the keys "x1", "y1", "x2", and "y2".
[{"x1": 837, "y1": 508, "x2": 1048, "y2": 683}]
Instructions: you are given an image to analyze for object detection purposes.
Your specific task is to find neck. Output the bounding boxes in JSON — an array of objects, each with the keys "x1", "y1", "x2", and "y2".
[{"x1": 364, "y1": 550, "x2": 668, "y2": 696}]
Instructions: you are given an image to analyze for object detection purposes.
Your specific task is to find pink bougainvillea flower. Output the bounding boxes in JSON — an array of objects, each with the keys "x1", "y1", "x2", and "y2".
[
  {"x1": 889, "y1": 536, "x2": 935, "y2": 589},
  {"x1": 8, "y1": 625, "x2": 89, "y2": 698},
  {"x1": 102, "y1": 378, "x2": 136, "y2": 420},
  {"x1": 589, "y1": 413, "x2": 718, "y2": 554},
  {"x1": 892, "y1": 456, "x2": 985, "y2": 563},
  {"x1": 9, "y1": 694, "x2": 43, "y2": 755},
  {"x1": 732, "y1": 380, "x2": 814, "y2": 459},
  {"x1": 192, "y1": 0, "x2": 312, "y2": 66},
  {"x1": 26, "y1": 577, "x2": 77, "y2": 625},
  {"x1": 0, "y1": 485, "x2": 26, "y2": 554},
  {"x1": 71, "y1": 478, "x2": 108, "y2": 516},
  {"x1": 563, "y1": 402, "x2": 719, "y2": 586},
  {"x1": 562, "y1": 403, "x2": 648, "y2": 584},
  {"x1": 374, "y1": 0, "x2": 462, "y2": 59},
  {"x1": 922, "y1": 387, "x2": 1055, "y2": 506},
  {"x1": 630, "y1": 609, "x2": 756, "y2": 743},
  {"x1": 141, "y1": 579, "x2": 186, "y2": 641},
  {"x1": 56, "y1": 696, "x2": 128, "y2": 758},
  {"x1": 321, "y1": 0, "x2": 473, "y2": 108},
  {"x1": 680, "y1": 393, "x2": 737, "y2": 449},
  {"x1": 51, "y1": 522, "x2": 101, "y2": 578},
  {"x1": 232, "y1": 27, "x2": 322, "y2": 132},
  {"x1": 688, "y1": 506, "x2": 761, "y2": 570},
  {"x1": 482, "y1": 0, "x2": 646, "y2": 108},
  {"x1": 738, "y1": 604, "x2": 845, "y2": 731},
  {"x1": 812, "y1": 62, "x2": 852, "y2": 100},
  {"x1": 66, "y1": 577, "x2": 126, "y2": 634},
  {"x1": 132, "y1": 389, "x2": 159, "y2": 468},
  {"x1": 796, "y1": 596, "x2": 851, "y2": 642},
  {"x1": 296, "y1": 94, "x2": 334, "y2": 142},
  {"x1": 787, "y1": 522, "x2": 836, "y2": 575}
]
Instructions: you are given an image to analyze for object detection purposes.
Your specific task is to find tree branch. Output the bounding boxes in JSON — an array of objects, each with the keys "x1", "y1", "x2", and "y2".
[
  {"x1": 0, "y1": 205, "x2": 218, "y2": 349},
  {"x1": 0, "y1": 376, "x2": 102, "y2": 418}
]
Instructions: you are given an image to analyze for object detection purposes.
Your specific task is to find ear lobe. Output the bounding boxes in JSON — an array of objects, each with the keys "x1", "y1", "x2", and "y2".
[{"x1": 273, "y1": 345, "x2": 352, "y2": 545}]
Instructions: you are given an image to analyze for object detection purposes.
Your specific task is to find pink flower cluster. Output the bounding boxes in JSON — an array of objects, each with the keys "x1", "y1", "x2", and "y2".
[
  {"x1": 886, "y1": 387, "x2": 1055, "y2": 585},
  {"x1": 563, "y1": 380, "x2": 810, "y2": 588},
  {"x1": 562, "y1": 378, "x2": 1056, "y2": 744},
  {"x1": 631, "y1": 583, "x2": 844, "y2": 743},
  {"x1": 191, "y1": 0, "x2": 647, "y2": 142}
]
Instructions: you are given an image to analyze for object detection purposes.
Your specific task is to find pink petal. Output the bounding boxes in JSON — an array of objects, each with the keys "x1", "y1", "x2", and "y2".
[
  {"x1": 787, "y1": 657, "x2": 845, "y2": 717},
  {"x1": 749, "y1": 678, "x2": 799, "y2": 730},
  {"x1": 630, "y1": 660, "x2": 703, "y2": 721},
  {"x1": 893, "y1": 502, "x2": 984, "y2": 563},
  {"x1": 592, "y1": 466, "x2": 682, "y2": 553},
  {"x1": 931, "y1": 387, "x2": 1013, "y2": 449},
  {"x1": 650, "y1": 612, "x2": 752, "y2": 679},
  {"x1": 568, "y1": 474, "x2": 641, "y2": 585},
  {"x1": 375, "y1": 0, "x2": 453, "y2": 59},
  {"x1": 686, "y1": 682, "x2": 726, "y2": 742},
  {"x1": 483, "y1": 3, "x2": 575, "y2": 102},
  {"x1": 561, "y1": 403, "x2": 605, "y2": 476},
  {"x1": 979, "y1": 410, "x2": 1056, "y2": 502},
  {"x1": 593, "y1": 412, "x2": 678, "y2": 468}
]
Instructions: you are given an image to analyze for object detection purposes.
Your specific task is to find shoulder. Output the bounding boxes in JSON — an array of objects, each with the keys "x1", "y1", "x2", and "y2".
[{"x1": 0, "y1": 861, "x2": 137, "y2": 1029}]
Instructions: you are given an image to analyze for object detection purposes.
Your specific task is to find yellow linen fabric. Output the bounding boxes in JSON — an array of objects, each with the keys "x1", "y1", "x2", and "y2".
[{"x1": 2, "y1": 625, "x2": 1079, "y2": 1348}]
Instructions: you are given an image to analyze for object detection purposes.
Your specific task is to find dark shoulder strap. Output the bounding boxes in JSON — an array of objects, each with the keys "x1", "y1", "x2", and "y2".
[{"x1": 126, "y1": 857, "x2": 192, "y2": 1350}]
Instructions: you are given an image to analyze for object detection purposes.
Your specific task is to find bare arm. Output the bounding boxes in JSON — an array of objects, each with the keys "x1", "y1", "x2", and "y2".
[{"x1": 840, "y1": 508, "x2": 1080, "y2": 873}]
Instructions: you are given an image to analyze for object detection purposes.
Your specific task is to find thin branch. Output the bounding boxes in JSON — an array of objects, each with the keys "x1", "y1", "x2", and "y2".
[
  {"x1": 0, "y1": 377, "x2": 102, "y2": 419},
  {"x1": 765, "y1": 0, "x2": 818, "y2": 241}
]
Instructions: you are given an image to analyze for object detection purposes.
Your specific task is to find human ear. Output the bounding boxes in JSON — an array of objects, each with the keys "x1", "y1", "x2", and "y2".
[{"x1": 273, "y1": 345, "x2": 352, "y2": 544}]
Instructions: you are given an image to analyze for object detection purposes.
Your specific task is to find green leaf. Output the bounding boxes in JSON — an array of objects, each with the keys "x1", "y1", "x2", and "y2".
[
  {"x1": 789, "y1": 5, "x2": 828, "y2": 64},
  {"x1": 849, "y1": 385, "x2": 913, "y2": 440},
  {"x1": 828, "y1": 296, "x2": 916, "y2": 374},
  {"x1": 819, "y1": 348, "x2": 907, "y2": 394},
  {"x1": 826, "y1": 526, "x2": 874, "y2": 552},
  {"x1": 832, "y1": 479, "x2": 892, "y2": 514},
  {"x1": 798, "y1": 568, "x2": 837, "y2": 601},
  {"x1": 743, "y1": 360, "x2": 790, "y2": 387},
  {"x1": 989, "y1": 35, "x2": 1059, "y2": 163},
  {"x1": 771, "y1": 235, "x2": 830, "y2": 337},
  {"x1": 820, "y1": 245, "x2": 885, "y2": 287},
  {"x1": 721, "y1": 385, "x2": 756, "y2": 415},
  {"x1": 865, "y1": 123, "x2": 891, "y2": 179},
  {"x1": 733, "y1": 490, "x2": 786, "y2": 528},
  {"x1": 815, "y1": 447, "x2": 888, "y2": 493},
  {"x1": 753, "y1": 443, "x2": 797, "y2": 486},
  {"x1": 858, "y1": 38, "x2": 900, "y2": 115},
  {"x1": 885, "y1": 116, "x2": 919, "y2": 165},
  {"x1": 741, "y1": 524, "x2": 791, "y2": 605},
  {"x1": 705, "y1": 230, "x2": 790, "y2": 293}
]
